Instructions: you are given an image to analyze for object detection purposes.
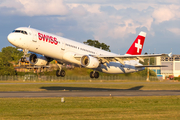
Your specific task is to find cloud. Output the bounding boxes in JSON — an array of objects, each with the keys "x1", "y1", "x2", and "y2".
[
  {"x1": 2, "y1": 0, "x2": 180, "y2": 54},
  {"x1": 67, "y1": 4, "x2": 101, "y2": 14},
  {"x1": 0, "y1": 0, "x2": 69, "y2": 16},
  {"x1": 68, "y1": 5, "x2": 154, "y2": 42},
  {"x1": 152, "y1": 7, "x2": 175, "y2": 24},
  {"x1": 70, "y1": 5, "x2": 88, "y2": 16},
  {"x1": 168, "y1": 28, "x2": 180, "y2": 36}
]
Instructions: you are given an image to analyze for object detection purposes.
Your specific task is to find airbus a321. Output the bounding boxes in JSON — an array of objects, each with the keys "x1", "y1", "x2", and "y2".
[{"x1": 7, "y1": 27, "x2": 165, "y2": 78}]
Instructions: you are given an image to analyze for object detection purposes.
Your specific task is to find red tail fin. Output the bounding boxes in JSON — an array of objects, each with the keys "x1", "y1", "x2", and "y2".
[{"x1": 126, "y1": 31, "x2": 146, "y2": 55}]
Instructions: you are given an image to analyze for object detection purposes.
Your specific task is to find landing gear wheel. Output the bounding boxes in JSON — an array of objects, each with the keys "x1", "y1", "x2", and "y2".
[
  {"x1": 56, "y1": 70, "x2": 66, "y2": 77},
  {"x1": 90, "y1": 71, "x2": 94, "y2": 78},
  {"x1": 21, "y1": 57, "x2": 26, "y2": 62},
  {"x1": 90, "y1": 71, "x2": 99, "y2": 79},
  {"x1": 60, "y1": 70, "x2": 66, "y2": 77},
  {"x1": 94, "y1": 72, "x2": 99, "y2": 78}
]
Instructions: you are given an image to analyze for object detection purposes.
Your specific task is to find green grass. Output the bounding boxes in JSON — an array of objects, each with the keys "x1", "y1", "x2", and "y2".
[
  {"x1": 0, "y1": 81, "x2": 180, "y2": 91},
  {"x1": 0, "y1": 81, "x2": 180, "y2": 119},
  {"x1": 0, "y1": 96, "x2": 180, "y2": 120}
]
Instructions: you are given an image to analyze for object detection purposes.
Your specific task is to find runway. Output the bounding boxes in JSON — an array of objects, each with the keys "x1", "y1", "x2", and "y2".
[
  {"x1": 0, "y1": 82, "x2": 180, "y2": 98},
  {"x1": 0, "y1": 90, "x2": 180, "y2": 98}
]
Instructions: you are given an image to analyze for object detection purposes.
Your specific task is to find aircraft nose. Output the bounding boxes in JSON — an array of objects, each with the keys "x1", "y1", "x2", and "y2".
[
  {"x1": 7, "y1": 33, "x2": 15, "y2": 45},
  {"x1": 7, "y1": 33, "x2": 13, "y2": 42}
]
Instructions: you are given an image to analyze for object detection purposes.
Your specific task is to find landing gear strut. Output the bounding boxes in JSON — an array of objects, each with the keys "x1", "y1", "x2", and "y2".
[
  {"x1": 20, "y1": 49, "x2": 29, "y2": 62},
  {"x1": 56, "y1": 63, "x2": 66, "y2": 77},
  {"x1": 90, "y1": 71, "x2": 99, "y2": 79}
]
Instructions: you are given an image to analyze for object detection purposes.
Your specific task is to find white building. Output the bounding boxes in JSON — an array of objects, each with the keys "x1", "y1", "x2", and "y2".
[{"x1": 161, "y1": 55, "x2": 180, "y2": 77}]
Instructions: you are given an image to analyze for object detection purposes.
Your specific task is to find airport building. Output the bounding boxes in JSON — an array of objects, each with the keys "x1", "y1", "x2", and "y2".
[
  {"x1": 149, "y1": 56, "x2": 162, "y2": 77},
  {"x1": 151, "y1": 55, "x2": 180, "y2": 79},
  {"x1": 161, "y1": 55, "x2": 180, "y2": 77}
]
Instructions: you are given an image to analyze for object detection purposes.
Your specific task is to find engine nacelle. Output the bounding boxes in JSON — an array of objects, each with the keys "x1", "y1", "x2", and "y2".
[
  {"x1": 29, "y1": 54, "x2": 48, "y2": 66},
  {"x1": 81, "y1": 55, "x2": 99, "y2": 68}
]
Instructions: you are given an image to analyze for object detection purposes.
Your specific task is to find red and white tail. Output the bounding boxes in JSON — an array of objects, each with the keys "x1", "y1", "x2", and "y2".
[{"x1": 126, "y1": 31, "x2": 146, "y2": 55}]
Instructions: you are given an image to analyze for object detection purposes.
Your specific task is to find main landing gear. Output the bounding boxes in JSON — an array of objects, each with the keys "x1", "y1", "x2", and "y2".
[
  {"x1": 56, "y1": 70, "x2": 66, "y2": 77},
  {"x1": 90, "y1": 71, "x2": 99, "y2": 79},
  {"x1": 56, "y1": 63, "x2": 66, "y2": 77}
]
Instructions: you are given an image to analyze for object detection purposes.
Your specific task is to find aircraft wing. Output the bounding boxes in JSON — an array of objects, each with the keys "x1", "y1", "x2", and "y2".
[
  {"x1": 74, "y1": 53, "x2": 167, "y2": 65},
  {"x1": 93, "y1": 54, "x2": 166, "y2": 65}
]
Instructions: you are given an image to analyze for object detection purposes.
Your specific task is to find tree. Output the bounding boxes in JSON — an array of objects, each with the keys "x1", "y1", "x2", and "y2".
[
  {"x1": 1, "y1": 46, "x2": 23, "y2": 63},
  {"x1": 142, "y1": 58, "x2": 155, "y2": 65},
  {"x1": 83, "y1": 39, "x2": 111, "y2": 52},
  {"x1": 0, "y1": 52, "x2": 17, "y2": 75},
  {"x1": 0, "y1": 46, "x2": 23, "y2": 75}
]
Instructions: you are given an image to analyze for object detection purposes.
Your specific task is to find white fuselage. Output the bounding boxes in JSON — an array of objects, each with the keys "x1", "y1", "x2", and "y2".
[{"x1": 7, "y1": 27, "x2": 144, "y2": 74}]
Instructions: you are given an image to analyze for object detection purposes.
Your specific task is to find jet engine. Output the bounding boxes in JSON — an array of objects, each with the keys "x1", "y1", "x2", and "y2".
[
  {"x1": 29, "y1": 54, "x2": 48, "y2": 66},
  {"x1": 81, "y1": 55, "x2": 99, "y2": 68}
]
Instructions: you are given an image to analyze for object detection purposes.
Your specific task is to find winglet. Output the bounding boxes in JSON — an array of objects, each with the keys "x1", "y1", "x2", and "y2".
[{"x1": 126, "y1": 31, "x2": 146, "y2": 55}]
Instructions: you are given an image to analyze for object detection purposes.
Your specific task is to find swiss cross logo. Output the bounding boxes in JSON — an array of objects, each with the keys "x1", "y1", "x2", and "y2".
[{"x1": 135, "y1": 39, "x2": 142, "y2": 53}]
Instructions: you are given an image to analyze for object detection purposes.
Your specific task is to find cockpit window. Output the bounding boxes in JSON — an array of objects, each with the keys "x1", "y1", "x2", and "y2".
[{"x1": 12, "y1": 30, "x2": 28, "y2": 35}]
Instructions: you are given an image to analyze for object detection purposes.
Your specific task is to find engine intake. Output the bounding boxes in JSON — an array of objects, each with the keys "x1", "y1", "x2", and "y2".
[
  {"x1": 29, "y1": 54, "x2": 48, "y2": 66},
  {"x1": 81, "y1": 55, "x2": 99, "y2": 68}
]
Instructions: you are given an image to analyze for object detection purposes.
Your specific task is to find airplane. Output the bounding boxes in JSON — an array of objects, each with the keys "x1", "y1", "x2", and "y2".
[{"x1": 7, "y1": 27, "x2": 166, "y2": 78}]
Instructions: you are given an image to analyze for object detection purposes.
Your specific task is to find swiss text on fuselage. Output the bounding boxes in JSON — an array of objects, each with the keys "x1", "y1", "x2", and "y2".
[{"x1": 38, "y1": 33, "x2": 58, "y2": 45}]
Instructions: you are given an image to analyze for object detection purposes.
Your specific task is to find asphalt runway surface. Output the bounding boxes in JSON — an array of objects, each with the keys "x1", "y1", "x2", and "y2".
[
  {"x1": 1, "y1": 90, "x2": 180, "y2": 98},
  {"x1": 0, "y1": 82, "x2": 180, "y2": 98}
]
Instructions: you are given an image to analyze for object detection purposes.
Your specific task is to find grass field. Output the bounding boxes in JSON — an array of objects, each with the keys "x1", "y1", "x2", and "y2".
[
  {"x1": 0, "y1": 96, "x2": 180, "y2": 120},
  {"x1": 0, "y1": 80, "x2": 180, "y2": 91},
  {"x1": 0, "y1": 80, "x2": 180, "y2": 120}
]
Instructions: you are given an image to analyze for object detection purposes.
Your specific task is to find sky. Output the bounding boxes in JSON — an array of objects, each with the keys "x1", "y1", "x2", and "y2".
[{"x1": 0, "y1": 0, "x2": 180, "y2": 54}]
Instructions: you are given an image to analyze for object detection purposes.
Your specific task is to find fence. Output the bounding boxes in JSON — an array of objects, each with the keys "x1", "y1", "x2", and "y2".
[{"x1": 0, "y1": 75, "x2": 160, "y2": 81}]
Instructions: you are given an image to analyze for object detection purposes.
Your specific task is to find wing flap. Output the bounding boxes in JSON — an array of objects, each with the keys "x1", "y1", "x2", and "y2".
[
  {"x1": 96, "y1": 54, "x2": 166, "y2": 58},
  {"x1": 135, "y1": 65, "x2": 168, "y2": 68},
  {"x1": 95, "y1": 54, "x2": 166, "y2": 64}
]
